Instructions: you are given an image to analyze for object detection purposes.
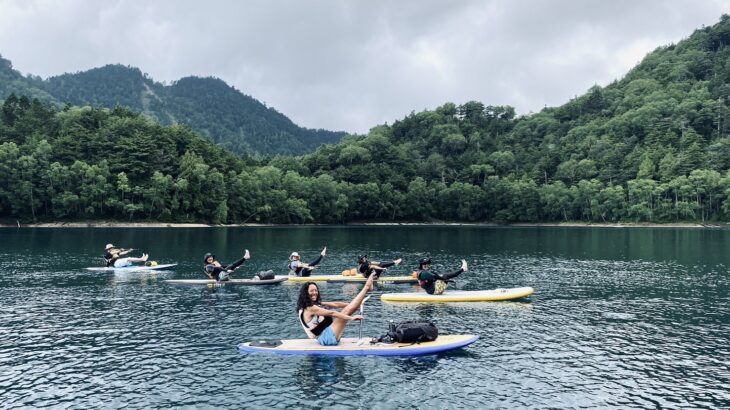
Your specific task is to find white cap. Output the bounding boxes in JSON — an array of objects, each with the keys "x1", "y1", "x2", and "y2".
[
  {"x1": 105, "y1": 244, "x2": 114, "y2": 250},
  {"x1": 289, "y1": 252, "x2": 300, "y2": 260}
]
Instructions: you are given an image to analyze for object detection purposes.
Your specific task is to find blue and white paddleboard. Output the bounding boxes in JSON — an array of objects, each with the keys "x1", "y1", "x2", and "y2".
[
  {"x1": 86, "y1": 263, "x2": 178, "y2": 272},
  {"x1": 237, "y1": 334, "x2": 478, "y2": 356}
]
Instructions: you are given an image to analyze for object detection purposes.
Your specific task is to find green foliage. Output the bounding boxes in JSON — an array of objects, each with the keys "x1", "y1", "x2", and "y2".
[
  {"x1": 0, "y1": 59, "x2": 345, "y2": 156},
  {"x1": 3, "y1": 16, "x2": 730, "y2": 224}
]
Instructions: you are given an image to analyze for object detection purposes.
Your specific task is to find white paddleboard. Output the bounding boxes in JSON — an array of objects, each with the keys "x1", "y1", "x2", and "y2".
[
  {"x1": 86, "y1": 263, "x2": 178, "y2": 272},
  {"x1": 238, "y1": 334, "x2": 478, "y2": 356}
]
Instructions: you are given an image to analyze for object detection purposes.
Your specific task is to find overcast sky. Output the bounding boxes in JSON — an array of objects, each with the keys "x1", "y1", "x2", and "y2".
[{"x1": 0, "y1": 0, "x2": 728, "y2": 134}]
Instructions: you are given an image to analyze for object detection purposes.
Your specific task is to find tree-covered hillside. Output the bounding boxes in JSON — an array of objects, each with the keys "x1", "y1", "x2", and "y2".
[
  {"x1": 268, "y1": 15, "x2": 730, "y2": 223},
  {"x1": 0, "y1": 58, "x2": 346, "y2": 156},
  {"x1": 2, "y1": 15, "x2": 730, "y2": 224}
]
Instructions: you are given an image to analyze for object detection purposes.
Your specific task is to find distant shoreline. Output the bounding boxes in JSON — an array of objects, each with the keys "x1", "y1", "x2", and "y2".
[{"x1": 0, "y1": 221, "x2": 727, "y2": 229}]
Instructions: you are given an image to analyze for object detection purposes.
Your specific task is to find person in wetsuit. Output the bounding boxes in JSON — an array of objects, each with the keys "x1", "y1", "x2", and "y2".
[
  {"x1": 416, "y1": 258, "x2": 468, "y2": 295},
  {"x1": 296, "y1": 274, "x2": 375, "y2": 346},
  {"x1": 203, "y1": 250, "x2": 251, "y2": 281},
  {"x1": 104, "y1": 244, "x2": 148, "y2": 268},
  {"x1": 288, "y1": 247, "x2": 327, "y2": 277},
  {"x1": 357, "y1": 255, "x2": 402, "y2": 278}
]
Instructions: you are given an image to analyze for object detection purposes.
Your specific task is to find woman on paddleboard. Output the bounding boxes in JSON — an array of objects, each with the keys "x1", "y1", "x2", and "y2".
[
  {"x1": 296, "y1": 274, "x2": 375, "y2": 346},
  {"x1": 416, "y1": 258, "x2": 467, "y2": 295},
  {"x1": 203, "y1": 250, "x2": 250, "y2": 281},
  {"x1": 357, "y1": 255, "x2": 402, "y2": 278},
  {"x1": 288, "y1": 247, "x2": 327, "y2": 277},
  {"x1": 104, "y1": 244, "x2": 148, "y2": 268}
]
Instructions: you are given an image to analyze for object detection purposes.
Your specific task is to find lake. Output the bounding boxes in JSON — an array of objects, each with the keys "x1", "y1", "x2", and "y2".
[{"x1": 0, "y1": 226, "x2": 728, "y2": 408}]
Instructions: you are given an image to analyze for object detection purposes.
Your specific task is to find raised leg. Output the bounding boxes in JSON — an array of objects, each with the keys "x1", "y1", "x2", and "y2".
[{"x1": 329, "y1": 276, "x2": 374, "y2": 339}]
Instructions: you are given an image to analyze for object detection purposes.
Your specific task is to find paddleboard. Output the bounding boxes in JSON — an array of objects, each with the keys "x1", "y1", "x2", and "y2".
[
  {"x1": 275, "y1": 274, "x2": 417, "y2": 284},
  {"x1": 238, "y1": 334, "x2": 478, "y2": 356},
  {"x1": 381, "y1": 287, "x2": 534, "y2": 303},
  {"x1": 86, "y1": 263, "x2": 178, "y2": 272},
  {"x1": 164, "y1": 278, "x2": 287, "y2": 286}
]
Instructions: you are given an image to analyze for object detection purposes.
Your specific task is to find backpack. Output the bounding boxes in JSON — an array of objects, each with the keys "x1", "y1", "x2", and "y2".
[
  {"x1": 376, "y1": 320, "x2": 438, "y2": 344},
  {"x1": 255, "y1": 270, "x2": 275, "y2": 280}
]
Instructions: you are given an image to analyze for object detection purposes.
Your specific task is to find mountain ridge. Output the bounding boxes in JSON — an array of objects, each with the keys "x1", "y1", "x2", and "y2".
[{"x1": 0, "y1": 58, "x2": 346, "y2": 156}]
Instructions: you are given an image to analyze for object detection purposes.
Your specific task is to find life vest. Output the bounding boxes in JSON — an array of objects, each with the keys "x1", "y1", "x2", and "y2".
[
  {"x1": 289, "y1": 261, "x2": 304, "y2": 275},
  {"x1": 416, "y1": 270, "x2": 428, "y2": 288}
]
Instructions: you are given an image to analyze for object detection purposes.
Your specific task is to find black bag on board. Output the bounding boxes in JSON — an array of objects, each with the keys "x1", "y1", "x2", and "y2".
[
  {"x1": 255, "y1": 270, "x2": 275, "y2": 280},
  {"x1": 375, "y1": 320, "x2": 438, "y2": 344}
]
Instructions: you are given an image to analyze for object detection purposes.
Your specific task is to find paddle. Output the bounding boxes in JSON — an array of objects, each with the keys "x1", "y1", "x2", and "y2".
[{"x1": 357, "y1": 295, "x2": 371, "y2": 345}]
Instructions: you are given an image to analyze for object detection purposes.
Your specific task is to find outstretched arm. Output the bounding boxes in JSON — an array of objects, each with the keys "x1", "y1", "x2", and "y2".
[
  {"x1": 321, "y1": 301, "x2": 348, "y2": 308},
  {"x1": 309, "y1": 304, "x2": 360, "y2": 321}
]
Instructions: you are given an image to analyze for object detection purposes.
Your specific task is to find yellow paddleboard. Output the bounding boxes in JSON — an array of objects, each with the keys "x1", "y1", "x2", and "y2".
[{"x1": 381, "y1": 287, "x2": 534, "y2": 303}]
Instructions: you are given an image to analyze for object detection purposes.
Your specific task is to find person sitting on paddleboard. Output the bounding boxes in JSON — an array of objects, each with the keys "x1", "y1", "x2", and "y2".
[
  {"x1": 288, "y1": 247, "x2": 327, "y2": 277},
  {"x1": 104, "y1": 244, "x2": 148, "y2": 268},
  {"x1": 416, "y1": 258, "x2": 467, "y2": 295},
  {"x1": 203, "y1": 250, "x2": 250, "y2": 281},
  {"x1": 296, "y1": 274, "x2": 375, "y2": 346},
  {"x1": 357, "y1": 255, "x2": 402, "y2": 278}
]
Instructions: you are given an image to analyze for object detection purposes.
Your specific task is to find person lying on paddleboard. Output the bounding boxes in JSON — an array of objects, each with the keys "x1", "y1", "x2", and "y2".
[
  {"x1": 357, "y1": 255, "x2": 402, "y2": 278},
  {"x1": 416, "y1": 258, "x2": 468, "y2": 295},
  {"x1": 288, "y1": 247, "x2": 327, "y2": 277},
  {"x1": 296, "y1": 274, "x2": 375, "y2": 346},
  {"x1": 203, "y1": 250, "x2": 250, "y2": 281},
  {"x1": 104, "y1": 244, "x2": 148, "y2": 268}
]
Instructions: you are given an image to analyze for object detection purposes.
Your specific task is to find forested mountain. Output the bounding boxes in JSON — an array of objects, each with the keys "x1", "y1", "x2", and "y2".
[
  {"x1": 0, "y1": 57, "x2": 345, "y2": 156},
  {"x1": 274, "y1": 15, "x2": 730, "y2": 223},
  {"x1": 0, "y1": 57, "x2": 57, "y2": 105},
  {"x1": 1, "y1": 15, "x2": 730, "y2": 224}
]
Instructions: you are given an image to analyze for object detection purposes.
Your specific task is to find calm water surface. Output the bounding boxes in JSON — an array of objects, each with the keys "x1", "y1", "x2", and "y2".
[{"x1": 0, "y1": 226, "x2": 728, "y2": 409}]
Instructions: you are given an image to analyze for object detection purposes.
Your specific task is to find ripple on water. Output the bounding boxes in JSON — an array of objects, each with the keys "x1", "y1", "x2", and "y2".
[{"x1": 1, "y1": 228, "x2": 729, "y2": 409}]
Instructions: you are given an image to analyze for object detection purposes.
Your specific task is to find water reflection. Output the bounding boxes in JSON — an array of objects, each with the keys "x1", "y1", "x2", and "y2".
[{"x1": 294, "y1": 356, "x2": 364, "y2": 394}]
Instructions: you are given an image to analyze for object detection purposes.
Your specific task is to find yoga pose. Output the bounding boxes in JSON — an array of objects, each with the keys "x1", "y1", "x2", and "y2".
[
  {"x1": 104, "y1": 244, "x2": 148, "y2": 268},
  {"x1": 416, "y1": 258, "x2": 468, "y2": 295},
  {"x1": 357, "y1": 255, "x2": 402, "y2": 278},
  {"x1": 203, "y1": 250, "x2": 250, "y2": 281},
  {"x1": 288, "y1": 247, "x2": 327, "y2": 277},
  {"x1": 296, "y1": 274, "x2": 375, "y2": 346}
]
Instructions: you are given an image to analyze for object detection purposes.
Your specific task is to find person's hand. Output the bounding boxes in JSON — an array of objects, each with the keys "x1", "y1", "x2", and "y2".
[
  {"x1": 351, "y1": 315, "x2": 364, "y2": 321},
  {"x1": 461, "y1": 259, "x2": 468, "y2": 272},
  {"x1": 244, "y1": 249, "x2": 251, "y2": 260}
]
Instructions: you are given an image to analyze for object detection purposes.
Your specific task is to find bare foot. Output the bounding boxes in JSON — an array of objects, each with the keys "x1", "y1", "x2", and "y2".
[
  {"x1": 394, "y1": 258, "x2": 402, "y2": 265},
  {"x1": 141, "y1": 253, "x2": 149, "y2": 261},
  {"x1": 321, "y1": 246, "x2": 327, "y2": 257},
  {"x1": 244, "y1": 249, "x2": 250, "y2": 260},
  {"x1": 461, "y1": 259, "x2": 468, "y2": 272}
]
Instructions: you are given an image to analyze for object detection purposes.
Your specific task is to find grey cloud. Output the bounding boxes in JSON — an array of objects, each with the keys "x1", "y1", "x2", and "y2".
[{"x1": 0, "y1": 0, "x2": 727, "y2": 133}]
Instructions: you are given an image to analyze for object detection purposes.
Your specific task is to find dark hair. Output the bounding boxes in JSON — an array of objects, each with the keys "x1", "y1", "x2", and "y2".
[
  {"x1": 296, "y1": 282, "x2": 320, "y2": 312},
  {"x1": 418, "y1": 257, "x2": 432, "y2": 269}
]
